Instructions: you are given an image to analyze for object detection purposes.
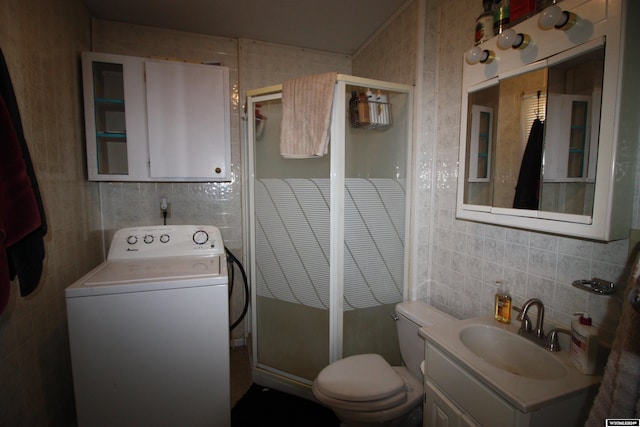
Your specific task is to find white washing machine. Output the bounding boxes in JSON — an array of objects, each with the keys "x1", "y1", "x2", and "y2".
[{"x1": 66, "y1": 225, "x2": 230, "y2": 427}]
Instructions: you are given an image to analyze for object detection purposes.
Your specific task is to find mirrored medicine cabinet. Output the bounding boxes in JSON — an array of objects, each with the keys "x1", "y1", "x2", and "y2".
[
  {"x1": 456, "y1": 0, "x2": 639, "y2": 241},
  {"x1": 464, "y1": 42, "x2": 604, "y2": 216}
]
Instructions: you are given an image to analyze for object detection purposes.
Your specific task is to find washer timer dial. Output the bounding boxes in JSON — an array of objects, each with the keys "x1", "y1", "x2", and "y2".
[{"x1": 192, "y1": 230, "x2": 209, "y2": 245}]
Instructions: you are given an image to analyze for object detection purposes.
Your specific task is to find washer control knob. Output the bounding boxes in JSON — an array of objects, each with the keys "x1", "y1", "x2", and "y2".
[
  {"x1": 126, "y1": 235, "x2": 138, "y2": 245},
  {"x1": 160, "y1": 234, "x2": 170, "y2": 243},
  {"x1": 192, "y1": 230, "x2": 209, "y2": 245},
  {"x1": 143, "y1": 234, "x2": 154, "y2": 244}
]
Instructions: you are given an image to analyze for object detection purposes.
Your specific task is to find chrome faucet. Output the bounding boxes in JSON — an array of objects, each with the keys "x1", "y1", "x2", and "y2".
[
  {"x1": 515, "y1": 299, "x2": 572, "y2": 352},
  {"x1": 517, "y1": 298, "x2": 545, "y2": 339}
]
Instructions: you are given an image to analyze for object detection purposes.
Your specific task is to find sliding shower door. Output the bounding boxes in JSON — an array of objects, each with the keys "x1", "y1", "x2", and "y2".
[{"x1": 247, "y1": 76, "x2": 413, "y2": 390}]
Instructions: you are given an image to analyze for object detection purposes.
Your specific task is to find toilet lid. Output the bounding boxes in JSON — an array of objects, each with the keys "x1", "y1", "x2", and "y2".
[{"x1": 314, "y1": 354, "x2": 405, "y2": 402}]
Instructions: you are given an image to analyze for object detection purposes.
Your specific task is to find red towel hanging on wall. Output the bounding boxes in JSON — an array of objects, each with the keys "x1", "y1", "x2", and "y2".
[{"x1": 0, "y1": 47, "x2": 47, "y2": 314}]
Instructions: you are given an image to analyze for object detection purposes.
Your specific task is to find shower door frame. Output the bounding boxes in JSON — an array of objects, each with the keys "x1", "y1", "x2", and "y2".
[{"x1": 245, "y1": 75, "x2": 414, "y2": 394}]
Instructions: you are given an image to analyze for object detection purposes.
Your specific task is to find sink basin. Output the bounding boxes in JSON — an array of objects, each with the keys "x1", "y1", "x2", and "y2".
[{"x1": 459, "y1": 324, "x2": 568, "y2": 380}]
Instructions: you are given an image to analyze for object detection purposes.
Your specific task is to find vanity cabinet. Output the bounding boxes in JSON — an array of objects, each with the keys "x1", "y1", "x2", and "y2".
[
  {"x1": 424, "y1": 343, "x2": 595, "y2": 427},
  {"x1": 456, "y1": 0, "x2": 639, "y2": 241},
  {"x1": 81, "y1": 52, "x2": 231, "y2": 182}
]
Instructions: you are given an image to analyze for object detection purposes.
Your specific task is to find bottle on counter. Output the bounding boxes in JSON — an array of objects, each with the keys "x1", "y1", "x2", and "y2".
[
  {"x1": 494, "y1": 281, "x2": 512, "y2": 324},
  {"x1": 493, "y1": 0, "x2": 510, "y2": 35},
  {"x1": 570, "y1": 312, "x2": 599, "y2": 375},
  {"x1": 475, "y1": 0, "x2": 495, "y2": 45}
]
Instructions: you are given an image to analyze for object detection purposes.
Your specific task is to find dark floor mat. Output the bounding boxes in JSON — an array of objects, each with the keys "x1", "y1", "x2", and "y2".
[{"x1": 231, "y1": 384, "x2": 340, "y2": 426}]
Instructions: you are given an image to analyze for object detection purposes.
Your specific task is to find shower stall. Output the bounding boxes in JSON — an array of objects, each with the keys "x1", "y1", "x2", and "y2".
[{"x1": 245, "y1": 74, "x2": 413, "y2": 395}]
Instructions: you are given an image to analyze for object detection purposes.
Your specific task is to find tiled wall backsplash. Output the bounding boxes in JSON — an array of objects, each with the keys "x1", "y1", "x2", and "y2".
[{"x1": 98, "y1": 181, "x2": 243, "y2": 252}]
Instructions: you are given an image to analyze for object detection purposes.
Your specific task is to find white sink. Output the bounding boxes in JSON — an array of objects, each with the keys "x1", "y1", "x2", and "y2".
[
  {"x1": 420, "y1": 316, "x2": 601, "y2": 412},
  {"x1": 459, "y1": 324, "x2": 567, "y2": 380}
]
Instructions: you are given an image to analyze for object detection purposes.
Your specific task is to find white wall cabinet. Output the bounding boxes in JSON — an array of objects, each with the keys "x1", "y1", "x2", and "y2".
[{"x1": 81, "y1": 52, "x2": 231, "y2": 182}]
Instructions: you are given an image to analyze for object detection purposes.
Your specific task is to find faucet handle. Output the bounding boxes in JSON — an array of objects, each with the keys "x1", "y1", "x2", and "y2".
[
  {"x1": 513, "y1": 306, "x2": 532, "y2": 333},
  {"x1": 519, "y1": 315, "x2": 532, "y2": 333},
  {"x1": 546, "y1": 328, "x2": 572, "y2": 351}
]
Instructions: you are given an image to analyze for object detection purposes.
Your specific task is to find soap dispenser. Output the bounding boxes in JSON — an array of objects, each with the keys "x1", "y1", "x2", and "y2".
[
  {"x1": 570, "y1": 312, "x2": 598, "y2": 375},
  {"x1": 494, "y1": 281, "x2": 512, "y2": 324}
]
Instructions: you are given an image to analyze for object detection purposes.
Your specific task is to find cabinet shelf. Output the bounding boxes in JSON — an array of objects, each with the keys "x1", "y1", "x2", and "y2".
[
  {"x1": 96, "y1": 132, "x2": 127, "y2": 139},
  {"x1": 95, "y1": 97, "x2": 125, "y2": 105}
]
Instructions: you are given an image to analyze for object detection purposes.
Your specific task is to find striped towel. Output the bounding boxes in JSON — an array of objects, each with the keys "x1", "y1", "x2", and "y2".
[{"x1": 280, "y1": 72, "x2": 336, "y2": 158}]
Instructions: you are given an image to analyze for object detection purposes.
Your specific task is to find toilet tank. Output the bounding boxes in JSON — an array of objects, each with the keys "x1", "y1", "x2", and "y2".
[{"x1": 396, "y1": 301, "x2": 454, "y2": 379}]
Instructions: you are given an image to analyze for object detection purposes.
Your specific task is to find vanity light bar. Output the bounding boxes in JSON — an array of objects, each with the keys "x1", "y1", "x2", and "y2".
[{"x1": 468, "y1": 4, "x2": 581, "y2": 65}]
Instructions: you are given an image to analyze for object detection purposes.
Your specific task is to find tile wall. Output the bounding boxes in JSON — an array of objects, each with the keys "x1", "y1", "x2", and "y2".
[
  {"x1": 0, "y1": 0, "x2": 97, "y2": 424},
  {"x1": 352, "y1": 0, "x2": 418, "y2": 85},
  {"x1": 239, "y1": 38, "x2": 352, "y2": 97}
]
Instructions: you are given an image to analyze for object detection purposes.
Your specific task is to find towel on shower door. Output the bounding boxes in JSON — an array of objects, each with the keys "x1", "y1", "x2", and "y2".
[{"x1": 280, "y1": 72, "x2": 337, "y2": 158}]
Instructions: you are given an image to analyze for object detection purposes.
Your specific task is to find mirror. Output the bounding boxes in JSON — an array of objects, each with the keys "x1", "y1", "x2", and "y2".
[{"x1": 463, "y1": 42, "x2": 605, "y2": 217}]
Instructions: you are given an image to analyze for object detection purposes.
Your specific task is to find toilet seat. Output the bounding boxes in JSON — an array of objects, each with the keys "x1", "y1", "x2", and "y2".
[{"x1": 313, "y1": 354, "x2": 409, "y2": 412}]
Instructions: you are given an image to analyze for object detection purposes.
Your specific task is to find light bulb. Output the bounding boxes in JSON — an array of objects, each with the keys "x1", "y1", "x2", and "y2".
[
  {"x1": 497, "y1": 29, "x2": 531, "y2": 50},
  {"x1": 539, "y1": 5, "x2": 577, "y2": 30},
  {"x1": 466, "y1": 46, "x2": 495, "y2": 65},
  {"x1": 466, "y1": 46, "x2": 483, "y2": 64}
]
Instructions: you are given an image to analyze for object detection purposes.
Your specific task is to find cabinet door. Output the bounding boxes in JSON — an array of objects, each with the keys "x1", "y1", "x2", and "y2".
[
  {"x1": 425, "y1": 381, "x2": 464, "y2": 427},
  {"x1": 144, "y1": 60, "x2": 231, "y2": 181},
  {"x1": 82, "y1": 52, "x2": 149, "y2": 181}
]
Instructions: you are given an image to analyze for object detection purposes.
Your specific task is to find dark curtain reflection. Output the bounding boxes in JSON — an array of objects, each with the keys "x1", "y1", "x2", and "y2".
[{"x1": 513, "y1": 118, "x2": 544, "y2": 210}]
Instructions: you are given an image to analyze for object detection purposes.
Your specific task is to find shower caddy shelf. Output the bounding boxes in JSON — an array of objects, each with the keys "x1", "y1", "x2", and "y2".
[{"x1": 349, "y1": 98, "x2": 393, "y2": 131}]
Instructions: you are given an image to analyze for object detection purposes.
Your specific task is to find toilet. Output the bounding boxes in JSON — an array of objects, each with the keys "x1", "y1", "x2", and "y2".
[{"x1": 312, "y1": 301, "x2": 454, "y2": 427}]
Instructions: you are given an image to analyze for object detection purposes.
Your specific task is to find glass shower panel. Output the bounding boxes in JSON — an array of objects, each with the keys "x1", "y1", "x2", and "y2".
[
  {"x1": 342, "y1": 86, "x2": 409, "y2": 365},
  {"x1": 252, "y1": 96, "x2": 332, "y2": 382}
]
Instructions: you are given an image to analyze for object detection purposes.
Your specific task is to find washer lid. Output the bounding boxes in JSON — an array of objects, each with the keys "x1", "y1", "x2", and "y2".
[
  {"x1": 314, "y1": 354, "x2": 405, "y2": 402},
  {"x1": 65, "y1": 255, "x2": 227, "y2": 297},
  {"x1": 84, "y1": 256, "x2": 223, "y2": 285}
]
